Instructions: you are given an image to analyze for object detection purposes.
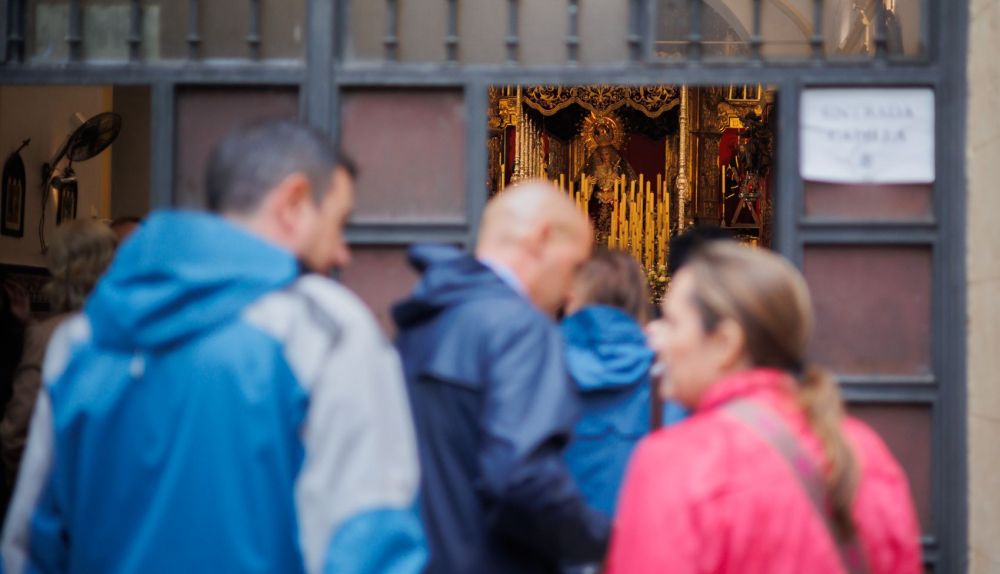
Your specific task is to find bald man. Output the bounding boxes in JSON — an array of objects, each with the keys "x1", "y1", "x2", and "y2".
[{"x1": 393, "y1": 182, "x2": 609, "y2": 574}]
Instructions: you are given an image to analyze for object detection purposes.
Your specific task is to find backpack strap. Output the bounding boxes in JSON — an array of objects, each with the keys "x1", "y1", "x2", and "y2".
[{"x1": 723, "y1": 399, "x2": 869, "y2": 574}]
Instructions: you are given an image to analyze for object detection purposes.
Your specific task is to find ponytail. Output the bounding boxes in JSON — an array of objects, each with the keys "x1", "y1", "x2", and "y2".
[{"x1": 796, "y1": 365, "x2": 860, "y2": 544}]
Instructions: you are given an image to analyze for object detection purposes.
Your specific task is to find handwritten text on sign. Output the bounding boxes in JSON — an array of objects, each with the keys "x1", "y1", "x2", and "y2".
[{"x1": 800, "y1": 89, "x2": 935, "y2": 184}]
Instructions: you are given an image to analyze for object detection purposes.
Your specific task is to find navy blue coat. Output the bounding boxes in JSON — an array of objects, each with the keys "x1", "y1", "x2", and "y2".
[{"x1": 393, "y1": 245, "x2": 610, "y2": 574}]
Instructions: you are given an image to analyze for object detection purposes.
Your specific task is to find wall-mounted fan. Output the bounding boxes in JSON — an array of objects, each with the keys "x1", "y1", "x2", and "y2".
[{"x1": 39, "y1": 112, "x2": 122, "y2": 250}]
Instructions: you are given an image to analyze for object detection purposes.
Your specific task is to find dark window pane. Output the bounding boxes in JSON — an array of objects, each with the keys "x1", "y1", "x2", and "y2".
[
  {"x1": 804, "y1": 182, "x2": 932, "y2": 221},
  {"x1": 340, "y1": 90, "x2": 466, "y2": 224},
  {"x1": 338, "y1": 247, "x2": 419, "y2": 336},
  {"x1": 175, "y1": 87, "x2": 299, "y2": 209},
  {"x1": 805, "y1": 246, "x2": 931, "y2": 375},
  {"x1": 847, "y1": 403, "x2": 932, "y2": 532}
]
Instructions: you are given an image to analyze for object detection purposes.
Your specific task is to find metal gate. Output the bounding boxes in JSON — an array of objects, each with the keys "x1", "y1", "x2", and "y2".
[{"x1": 1, "y1": 0, "x2": 968, "y2": 570}]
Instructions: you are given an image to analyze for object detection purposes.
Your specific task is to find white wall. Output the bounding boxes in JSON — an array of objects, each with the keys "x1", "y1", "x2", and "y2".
[{"x1": 0, "y1": 86, "x2": 111, "y2": 268}]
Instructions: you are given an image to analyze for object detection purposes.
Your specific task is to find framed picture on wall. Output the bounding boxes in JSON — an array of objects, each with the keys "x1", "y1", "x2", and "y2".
[
  {"x1": 1, "y1": 143, "x2": 28, "y2": 237},
  {"x1": 57, "y1": 181, "x2": 78, "y2": 225},
  {"x1": 0, "y1": 264, "x2": 52, "y2": 316}
]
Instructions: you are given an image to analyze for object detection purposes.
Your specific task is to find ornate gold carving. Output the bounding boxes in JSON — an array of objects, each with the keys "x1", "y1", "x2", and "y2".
[
  {"x1": 497, "y1": 96, "x2": 520, "y2": 128},
  {"x1": 579, "y1": 112, "x2": 625, "y2": 155},
  {"x1": 521, "y1": 85, "x2": 680, "y2": 118}
]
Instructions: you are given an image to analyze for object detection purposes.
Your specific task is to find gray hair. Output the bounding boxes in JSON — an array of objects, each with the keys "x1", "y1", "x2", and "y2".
[
  {"x1": 45, "y1": 219, "x2": 118, "y2": 312},
  {"x1": 205, "y1": 120, "x2": 356, "y2": 214}
]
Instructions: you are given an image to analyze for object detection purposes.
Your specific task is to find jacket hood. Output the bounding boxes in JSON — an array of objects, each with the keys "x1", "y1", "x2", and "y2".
[
  {"x1": 392, "y1": 244, "x2": 516, "y2": 330},
  {"x1": 560, "y1": 305, "x2": 654, "y2": 392},
  {"x1": 86, "y1": 210, "x2": 301, "y2": 351}
]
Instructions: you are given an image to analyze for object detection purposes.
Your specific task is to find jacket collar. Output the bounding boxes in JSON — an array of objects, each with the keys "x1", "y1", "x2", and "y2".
[{"x1": 696, "y1": 368, "x2": 795, "y2": 412}]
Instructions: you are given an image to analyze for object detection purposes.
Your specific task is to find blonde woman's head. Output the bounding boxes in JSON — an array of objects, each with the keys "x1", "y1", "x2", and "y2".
[{"x1": 45, "y1": 219, "x2": 118, "y2": 312}]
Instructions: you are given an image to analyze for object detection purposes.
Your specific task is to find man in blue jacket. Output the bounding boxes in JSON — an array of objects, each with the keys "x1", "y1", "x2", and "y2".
[
  {"x1": 393, "y1": 182, "x2": 609, "y2": 573},
  {"x1": 1, "y1": 121, "x2": 426, "y2": 574}
]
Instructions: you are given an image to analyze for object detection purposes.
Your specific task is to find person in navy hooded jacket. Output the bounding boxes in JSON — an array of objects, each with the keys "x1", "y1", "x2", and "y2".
[
  {"x1": 560, "y1": 249, "x2": 654, "y2": 518},
  {"x1": 393, "y1": 181, "x2": 609, "y2": 574}
]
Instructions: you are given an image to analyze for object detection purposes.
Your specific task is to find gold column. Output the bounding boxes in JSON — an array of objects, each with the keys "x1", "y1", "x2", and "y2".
[
  {"x1": 512, "y1": 86, "x2": 525, "y2": 183},
  {"x1": 677, "y1": 85, "x2": 690, "y2": 232}
]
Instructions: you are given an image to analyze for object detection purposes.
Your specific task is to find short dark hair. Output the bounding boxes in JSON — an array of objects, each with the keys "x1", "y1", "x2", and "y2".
[
  {"x1": 205, "y1": 120, "x2": 356, "y2": 213},
  {"x1": 109, "y1": 216, "x2": 141, "y2": 228},
  {"x1": 575, "y1": 249, "x2": 652, "y2": 324},
  {"x1": 666, "y1": 225, "x2": 734, "y2": 275}
]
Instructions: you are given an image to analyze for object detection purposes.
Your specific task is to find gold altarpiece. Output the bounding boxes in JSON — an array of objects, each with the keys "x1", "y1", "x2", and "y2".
[{"x1": 488, "y1": 84, "x2": 774, "y2": 292}]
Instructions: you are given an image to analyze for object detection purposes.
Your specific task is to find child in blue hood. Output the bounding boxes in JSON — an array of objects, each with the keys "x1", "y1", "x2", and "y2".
[{"x1": 561, "y1": 250, "x2": 655, "y2": 518}]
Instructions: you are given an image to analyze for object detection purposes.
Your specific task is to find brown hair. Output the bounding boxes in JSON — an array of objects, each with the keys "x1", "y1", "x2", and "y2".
[
  {"x1": 45, "y1": 219, "x2": 118, "y2": 312},
  {"x1": 684, "y1": 241, "x2": 859, "y2": 543},
  {"x1": 574, "y1": 249, "x2": 651, "y2": 324}
]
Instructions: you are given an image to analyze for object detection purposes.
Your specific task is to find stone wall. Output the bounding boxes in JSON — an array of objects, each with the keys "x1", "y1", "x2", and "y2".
[{"x1": 966, "y1": 0, "x2": 1000, "y2": 571}]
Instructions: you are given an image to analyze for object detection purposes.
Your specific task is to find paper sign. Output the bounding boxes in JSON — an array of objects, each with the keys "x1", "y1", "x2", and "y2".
[{"x1": 800, "y1": 88, "x2": 935, "y2": 184}]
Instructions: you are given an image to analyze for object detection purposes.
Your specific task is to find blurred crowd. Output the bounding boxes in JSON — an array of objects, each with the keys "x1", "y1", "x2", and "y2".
[{"x1": 0, "y1": 121, "x2": 921, "y2": 574}]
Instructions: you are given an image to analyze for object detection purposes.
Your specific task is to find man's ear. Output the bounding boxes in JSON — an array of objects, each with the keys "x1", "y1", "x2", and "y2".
[
  {"x1": 525, "y1": 221, "x2": 552, "y2": 258},
  {"x1": 266, "y1": 173, "x2": 313, "y2": 238}
]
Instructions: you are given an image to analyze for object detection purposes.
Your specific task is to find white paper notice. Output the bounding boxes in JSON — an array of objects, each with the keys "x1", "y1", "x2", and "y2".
[{"x1": 800, "y1": 88, "x2": 935, "y2": 184}]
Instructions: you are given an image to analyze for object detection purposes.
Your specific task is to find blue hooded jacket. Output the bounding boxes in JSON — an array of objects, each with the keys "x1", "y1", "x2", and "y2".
[
  {"x1": 1, "y1": 211, "x2": 426, "y2": 574},
  {"x1": 393, "y1": 244, "x2": 609, "y2": 574},
  {"x1": 560, "y1": 305, "x2": 654, "y2": 516}
]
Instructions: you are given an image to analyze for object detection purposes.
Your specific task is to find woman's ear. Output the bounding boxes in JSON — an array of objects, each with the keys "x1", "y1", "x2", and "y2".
[{"x1": 713, "y1": 318, "x2": 749, "y2": 372}]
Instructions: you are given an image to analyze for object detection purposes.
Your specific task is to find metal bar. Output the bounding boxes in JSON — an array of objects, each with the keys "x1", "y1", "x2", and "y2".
[
  {"x1": 567, "y1": 0, "x2": 579, "y2": 64},
  {"x1": 346, "y1": 221, "x2": 468, "y2": 245},
  {"x1": 5, "y1": 0, "x2": 24, "y2": 63},
  {"x1": 774, "y1": 78, "x2": 801, "y2": 265},
  {"x1": 325, "y1": 61, "x2": 942, "y2": 87},
  {"x1": 305, "y1": 0, "x2": 335, "y2": 136},
  {"x1": 686, "y1": 0, "x2": 702, "y2": 62},
  {"x1": 873, "y1": 0, "x2": 888, "y2": 61},
  {"x1": 247, "y1": 0, "x2": 261, "y2": 60},
  {"x1": 838, "y1": 373, "x2": 937, "y2": 385},
  {"x1": 800, "y1": 225, "x2": 938, "y2": 245},
  {"x1": 0, "y1": 58, "x2": 944, "y2": 86},
  {"x1": 505, "y1": 0, "x2": 518, "y2": 64},
  {"x1": 840, "y1": 382, "x2": 939, "y2": 403},
  {"x1": 446, "y1": 0, "x2": 458, "y2": 63},
  {"x1": 628, "y1": 0, "x2": 642, "y2": 63},
  {"x1": 921, "y1": 0, "x2": 932, "y2": 61},
  {"x1": 751, "y1": 0, "x2": 763, "y2": 63},
  {"x1": 1, "y1": 0, "x2": 9, "y2": 63},
  {"x1": 466, "y1": 81, "x2": 488, "y2": 245},
  {"x1": 644, "y1": 0, "x2": 657, "y2": 61},
  {"x1": 810, "y1": 0, "x2": 823, "y2": 62},
  {"x1": 150, "y1": 82, "x2": 176, "y2": 209},
  {"x1": 934, "y1": 0, "x2": 969, "y2": 569},
  {"x1": 188, "y1": 0, "x2": 201, "y2": 59},
  {"x1": 128, "y1": 0, "x2": 143, "y2": 62},
  {"x1": 384, "y1": 0, "x2": 399, "y2": 62},
  {"x1": 68, "y1": 0, "x2": 83, "y2": 61},
  {"x1": 0, "y1": 62, "x2": 307, "y2": 85}
]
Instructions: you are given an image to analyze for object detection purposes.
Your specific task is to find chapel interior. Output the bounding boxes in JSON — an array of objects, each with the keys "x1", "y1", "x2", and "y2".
[{"x1": 488, "y1": 84, "x2": 777, "y2": 299}]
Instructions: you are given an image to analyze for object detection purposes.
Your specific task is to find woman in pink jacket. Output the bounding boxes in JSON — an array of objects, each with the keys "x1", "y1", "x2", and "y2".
[{"x1": 607, "y1": 242, "x2": 921, "y2": 574}]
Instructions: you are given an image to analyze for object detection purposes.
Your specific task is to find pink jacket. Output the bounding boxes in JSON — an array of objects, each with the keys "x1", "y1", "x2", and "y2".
[{"x1": 606, "y1": 369, "x2": 921, "y2": 574}]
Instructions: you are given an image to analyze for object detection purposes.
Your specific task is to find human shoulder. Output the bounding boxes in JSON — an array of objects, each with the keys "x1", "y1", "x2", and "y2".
[
  {"x1": 40, "y1": 313, "x2": 91, "y2": 387},
  {"x1": 842, "y1": 416, "x2": 907, "y2": 483},
  {"x1": 244, "y1": 275, "x2": 394, "y2": 392},
  {"x1": 246, "y1": 274, "x2": 383, "y2": 344},
  {"x1": 629, "y1": 411, "x2": 758, "y2": 501}
]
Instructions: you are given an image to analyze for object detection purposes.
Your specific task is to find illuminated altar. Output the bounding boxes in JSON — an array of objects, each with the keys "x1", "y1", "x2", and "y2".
[{"x1": 488, "y1": 84, "x2": 776, "y2": 289}]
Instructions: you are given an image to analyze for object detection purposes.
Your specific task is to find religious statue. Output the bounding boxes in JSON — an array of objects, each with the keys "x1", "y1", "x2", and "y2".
[{"x1": 578, "y1": 113, "x2": 635, "y2": 245}]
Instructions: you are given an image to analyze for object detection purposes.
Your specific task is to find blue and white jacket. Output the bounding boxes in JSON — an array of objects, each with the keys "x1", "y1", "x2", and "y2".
[{"x1": 1, "y1": 211, "x2": 426, "y2": 574}]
